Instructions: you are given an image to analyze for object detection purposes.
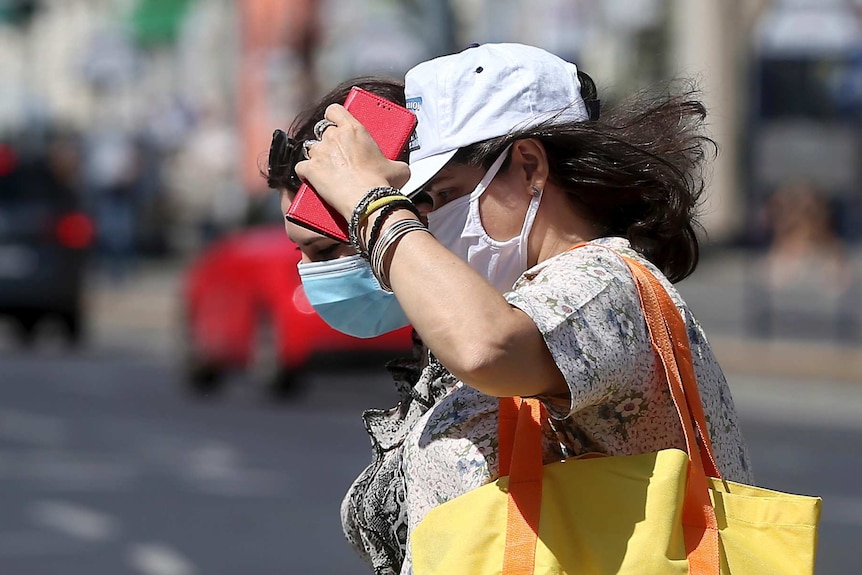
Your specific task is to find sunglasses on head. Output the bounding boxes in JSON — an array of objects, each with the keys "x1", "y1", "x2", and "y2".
[{"x1": 268, "y1": 129, "x2": 302, "y2": 190}]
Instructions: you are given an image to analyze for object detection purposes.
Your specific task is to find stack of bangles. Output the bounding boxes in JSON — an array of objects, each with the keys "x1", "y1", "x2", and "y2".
[{"x1": 348, "y1": 186, "x2": 430, "y2": 291}]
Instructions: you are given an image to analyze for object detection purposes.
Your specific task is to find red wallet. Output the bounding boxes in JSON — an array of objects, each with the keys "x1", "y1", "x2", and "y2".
[{"x1": 284, "y1": 87, "x2": 418, "y2": 242}]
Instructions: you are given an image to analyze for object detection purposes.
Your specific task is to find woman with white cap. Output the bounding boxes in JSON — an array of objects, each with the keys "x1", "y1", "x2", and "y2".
[{"x1": 294, "y1": 43, "x2": 753, "y2": 574}]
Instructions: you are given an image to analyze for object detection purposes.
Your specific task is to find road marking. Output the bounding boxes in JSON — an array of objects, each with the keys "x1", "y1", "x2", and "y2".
[
  {"x1": 0, "y1": 408, "x2": 66, "y2": 446},
  {"x1": 0, "y1": 449, "x2": 138, "y2": 490},
  {"x1": 181, "y1": 442, "x2": 285, "y2": 497},
  {"x1": 128, "y1": 543, "x2": 197, "y2": 575},
  {"x1": 190, "y1": 469, "x2": 285, "y2": 497},
  {"x1": 30, "y1": 500, "x2": 119, "y2": 542},
  {"x1": 186, "y1": 443, "x2": 239, "y2": 480},
  {"x1": 823, "y1": 495, "x2": 862, "y2": 527}
]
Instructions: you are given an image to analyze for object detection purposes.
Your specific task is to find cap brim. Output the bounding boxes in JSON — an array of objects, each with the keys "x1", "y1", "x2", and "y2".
[{"x1": 401, "y1": 149, "x2": 458, "y2": 198}]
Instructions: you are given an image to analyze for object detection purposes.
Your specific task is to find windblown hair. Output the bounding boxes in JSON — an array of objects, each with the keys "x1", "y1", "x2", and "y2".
[
  {"x1": 265, "y1": 76, "x2": 405, "y2": 193},
  {"x1": 453, "y1": 78, "x2": 714, "y2": 283}
]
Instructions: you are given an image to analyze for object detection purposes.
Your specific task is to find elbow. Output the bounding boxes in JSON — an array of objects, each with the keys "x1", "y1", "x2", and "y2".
[
  {"x1": 445, "y1": 340, "x2": 520, "y2": 397},
  {"x1": 429, "y1": 310, "x2": 552, "y2": 397},
  {"x1": 438, "y1": 322, "x2": 565, "y2": 398}
]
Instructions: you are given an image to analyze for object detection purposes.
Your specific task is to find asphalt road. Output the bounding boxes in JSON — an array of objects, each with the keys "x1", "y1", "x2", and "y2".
[
  {"x1": 0, "y1": 334, "x2": 860, "y2": 573},
  {"x1": 0, "y1": 343, "x2": 396, "y2": 575}
]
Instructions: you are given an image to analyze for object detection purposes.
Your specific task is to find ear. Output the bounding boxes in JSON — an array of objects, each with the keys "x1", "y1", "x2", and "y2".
[{"x1": 509, "y1": 139, "x2": 549, "y2": 195}]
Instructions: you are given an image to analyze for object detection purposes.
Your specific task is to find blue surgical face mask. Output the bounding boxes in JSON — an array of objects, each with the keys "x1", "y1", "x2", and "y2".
[{"x1": 297, "y1": 254, "x2": 410, "y2": 339}]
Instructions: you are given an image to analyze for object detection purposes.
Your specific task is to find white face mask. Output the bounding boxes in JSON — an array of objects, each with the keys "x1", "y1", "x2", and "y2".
[{"x1": 427, "y1": 145, "x2": 543, "y2": 293}]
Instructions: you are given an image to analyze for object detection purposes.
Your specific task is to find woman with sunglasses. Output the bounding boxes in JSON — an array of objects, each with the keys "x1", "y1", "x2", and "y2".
[{"x1": 268, "y1": 79, "x2": 448, "y2": 572}]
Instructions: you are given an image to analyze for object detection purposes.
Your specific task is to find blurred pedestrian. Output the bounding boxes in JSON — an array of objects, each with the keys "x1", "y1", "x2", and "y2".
[
  {"x1": 169, "y1": 102, "x2": 242, "y2": 249},
  {"x1": 85, "y1": 129, "x2": 141, "y2": 284},
  {"x1": 268, "y1": 76, "x2": 428, "y2": 343},
  {"x1": 748, "y1": 180, "x2": 859, "y2": 341},
  {"x1": 762, "y1": 181, "x2": 853, "y2": 296}
]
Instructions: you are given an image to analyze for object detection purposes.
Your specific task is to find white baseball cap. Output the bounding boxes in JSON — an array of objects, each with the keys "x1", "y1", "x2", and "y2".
[{"x1": 401, "y1": 43, "x2": 590, "y2": 197}]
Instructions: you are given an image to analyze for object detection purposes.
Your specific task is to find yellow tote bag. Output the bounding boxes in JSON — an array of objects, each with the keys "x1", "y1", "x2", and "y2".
[{"x1": 411, "y1": 254, "x2": 822, "y2": 575}]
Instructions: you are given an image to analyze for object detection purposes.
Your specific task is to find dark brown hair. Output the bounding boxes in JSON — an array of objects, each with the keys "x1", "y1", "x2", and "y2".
[
  {"x1": 265, "y1": 76, "x2": 405, "y2": 192},
  {"x1": 452, "y1": 79, "x2": 714, "y2": 283}
]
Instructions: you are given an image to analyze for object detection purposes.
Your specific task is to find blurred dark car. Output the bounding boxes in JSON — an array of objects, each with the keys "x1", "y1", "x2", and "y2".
[
  {"x1": 181, "y1": 218, "x2": 413, "y2": 397},
  {"x1": 0, "y1": 142, "x2": 94, "y2": 346}
]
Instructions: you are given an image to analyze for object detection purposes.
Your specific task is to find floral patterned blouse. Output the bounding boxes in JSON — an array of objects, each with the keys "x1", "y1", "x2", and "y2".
[{"x1": 341, "y1": 237, "x2": 753, "y2": 575}]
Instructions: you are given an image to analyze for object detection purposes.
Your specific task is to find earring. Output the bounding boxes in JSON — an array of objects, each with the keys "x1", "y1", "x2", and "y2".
[{"x1": 531, "y1": 185, "x2": 542, "y2": 197}]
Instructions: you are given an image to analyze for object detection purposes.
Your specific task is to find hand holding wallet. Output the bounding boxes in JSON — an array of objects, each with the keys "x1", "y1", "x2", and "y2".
[{"x1": 284, "y1": 87, "x2": 418, "y2": 242}]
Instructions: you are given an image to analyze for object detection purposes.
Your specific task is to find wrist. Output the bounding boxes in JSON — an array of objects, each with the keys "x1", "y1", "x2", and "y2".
[
  {"x1": 368, "y1": 214, "x2": 429, "y2": 292},
  {"x1": 363, "y1": 207, "x2": 419, "y2": 250},
  {"x1": 337, "y1": 177, "x2": 393, "y2": 219},
  {"x1": 348, "y1": 186, "x2": 404, "y2": 257}
]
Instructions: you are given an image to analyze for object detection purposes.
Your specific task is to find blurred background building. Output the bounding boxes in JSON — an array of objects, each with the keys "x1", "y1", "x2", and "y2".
[
  {"x1": 1, "y1": 0, "x2": 860, "y2": 349},
  {"x1": 2, "y1": 0, "x2": 860, "y2": 255}
]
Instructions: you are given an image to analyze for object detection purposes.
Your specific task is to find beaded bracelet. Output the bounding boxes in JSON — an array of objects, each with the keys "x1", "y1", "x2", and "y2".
[
  {"x1": 362, "y1": 195, "x2": 412, "y2": 222},
  {"x1": 370, "y1": 219, "x2": 430, "y2": 292},
  {"x1": 349, "y1": 186, "x2": 401, "y2": 258},
  {"x1": 367, "y1": 200, "x2": 422, "y2": 258}
]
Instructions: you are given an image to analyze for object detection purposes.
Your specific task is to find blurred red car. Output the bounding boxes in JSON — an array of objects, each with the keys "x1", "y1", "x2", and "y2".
[{"x1": 181, "y1": 224, "x2": 412, "y2": 397}]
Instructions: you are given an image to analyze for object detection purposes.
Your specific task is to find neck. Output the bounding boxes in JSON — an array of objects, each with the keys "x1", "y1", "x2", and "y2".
[{"x1": 528, "y1": 186, "x2": 601, "y2": 267}]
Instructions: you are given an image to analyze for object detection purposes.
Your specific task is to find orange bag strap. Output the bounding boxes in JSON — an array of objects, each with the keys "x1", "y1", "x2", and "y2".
[
  {"x1": 499, "y1": 246, "x2": 721, "y2": 575},
  {"x1": 625, "y1": 256, "x2": 721, "y2": 478},
  {"x1": 500, "y1": 397, "x2": 544, "y2": 574},
  {"x1": 624, "y1": 257, "x2": 720, "y2": 575},
  {"x1": 555, "y1": 243, "x2": 720, "y2": 476},
  {"x1": 497, "y1": 394, "x2": 520, "y2": 478}
]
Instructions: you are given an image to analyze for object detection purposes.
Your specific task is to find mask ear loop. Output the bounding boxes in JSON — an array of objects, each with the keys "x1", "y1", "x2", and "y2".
[
  {"x1": 516, "y1": 183, "x2": 544, "y2": 274},
  {"x1": 469, "y1": 144, "x2": 513, "y2": 202}
]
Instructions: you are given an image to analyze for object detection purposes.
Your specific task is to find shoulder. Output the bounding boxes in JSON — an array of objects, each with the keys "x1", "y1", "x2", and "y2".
[
  {"x1": 506, "y1": 237, "x2": 643, "y2": 332},
  {"x1": 517, "y1": 237, "x2": 642, "y2": 290}
]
